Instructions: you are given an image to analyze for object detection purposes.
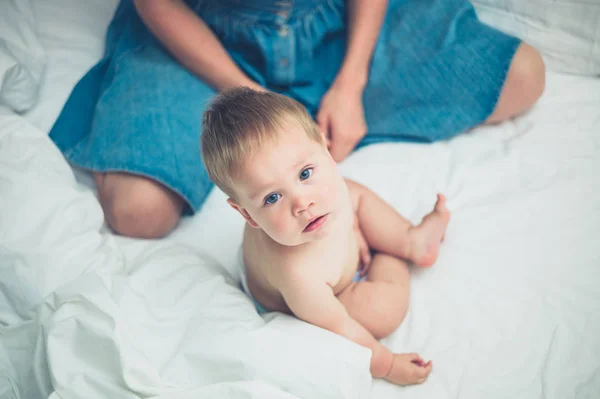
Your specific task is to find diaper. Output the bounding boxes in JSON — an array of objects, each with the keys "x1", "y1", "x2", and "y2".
[{"x1": 353, "y1": 270, "x2": 367, "y2": 283}]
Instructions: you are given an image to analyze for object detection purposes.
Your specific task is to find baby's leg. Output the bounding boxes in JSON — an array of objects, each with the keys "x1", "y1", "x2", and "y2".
[
  {"x1": 407, "y1": 194, "x2": 451, "y2": 266},
  {"x1": 356, "y1": 188, "x2": 450, "y2": 267},
  {"x1": 337, "y1": 253, "x2": 410, "y2": 339},
  {"x1": 337, "y1": 253, "x2": 432, "y2": 384}
]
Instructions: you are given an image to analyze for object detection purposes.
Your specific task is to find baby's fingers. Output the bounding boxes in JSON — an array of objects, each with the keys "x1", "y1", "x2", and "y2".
[
  {"x1": 411, "y1": 356, "x2": 431, "y2": 367},
  {"x1": 413, "y1": 360, "x2": 433, "y2": 382},
  {"x1": 409, "y1": 354, "x2": 433, "y2": 381},
  {"x1": 419, "y1": 363, "x2": 432, "y2": 379}
]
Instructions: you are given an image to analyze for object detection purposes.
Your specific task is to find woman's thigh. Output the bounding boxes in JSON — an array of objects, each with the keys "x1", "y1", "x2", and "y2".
[
  {"x1": 77, "y1": 38, "x2": 217, "y2": 212},
  {"x1": 361, "y1": 0, "x2": 521, "y2": 145}
]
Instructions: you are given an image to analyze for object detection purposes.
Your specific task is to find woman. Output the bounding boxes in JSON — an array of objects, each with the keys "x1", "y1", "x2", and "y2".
[{"x1": 49, "y1": 0, "x2": 545, "y2": 238}]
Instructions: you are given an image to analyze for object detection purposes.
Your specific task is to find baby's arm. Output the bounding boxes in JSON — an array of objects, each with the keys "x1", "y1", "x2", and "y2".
[
  {"x1": 280, "y1": 272, "x2": 432, "y2": 384},
  {"x1": 279, "y1": 271, "x2": 394, "y2": 378}
]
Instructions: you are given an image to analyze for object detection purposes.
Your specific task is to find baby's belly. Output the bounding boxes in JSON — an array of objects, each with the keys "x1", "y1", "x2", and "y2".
[{"x1": 330, "y1": 244, "x2": 361, "y2": 296}]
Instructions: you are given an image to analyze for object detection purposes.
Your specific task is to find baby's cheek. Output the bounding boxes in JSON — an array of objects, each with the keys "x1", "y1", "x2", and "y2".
[
  {"x1": 324, "y1": 178, "x2": 344, "y2": 206},
  {"x1": 273, "y1": 216, "x2": 291, "y2": 235},
  {"x1": 265, "y1": 213, "x2": 292, "y2": 241}
]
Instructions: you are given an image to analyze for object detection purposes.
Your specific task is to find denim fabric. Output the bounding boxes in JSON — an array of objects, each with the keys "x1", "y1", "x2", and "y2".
[{"x1": 49, "y1": 0, "x2": 520, "y2": 212}]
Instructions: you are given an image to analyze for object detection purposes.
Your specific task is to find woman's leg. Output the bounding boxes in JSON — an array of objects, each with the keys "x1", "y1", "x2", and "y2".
[
  {"x1": 83, "y1": 37, "x2": 216, "y2": 239},
  {"x1": 358, "y1": 0, "x2": 544, "y2": 144},
  {"x1": 95, "y1": 172, "x2": 184, "y2": 239},
  {"x1": 49, "y1": 9, "x2": 217, "y2": 239},
  {"x1": 485, "y1": 43, "x2": 546, "y2": 124}
]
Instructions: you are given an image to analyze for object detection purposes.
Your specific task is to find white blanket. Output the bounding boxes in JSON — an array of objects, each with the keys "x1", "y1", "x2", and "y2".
[
  {"x1": 0, "y1": 109, "x2": 371, "y2": 398},
  {"x1": 2, "y1": 72, "x2": 599, "y2": 399},
  {"x1": 473, "y1": 0, "x2": 600, "y2": 76},
  {"x1": 0, "y1": 0, "x2": 46, "y2": 113}
]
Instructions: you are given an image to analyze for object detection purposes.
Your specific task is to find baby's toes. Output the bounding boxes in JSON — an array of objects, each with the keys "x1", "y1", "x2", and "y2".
[{"x1": 435, "y1": 194, "x2": 446, "y2": 208}]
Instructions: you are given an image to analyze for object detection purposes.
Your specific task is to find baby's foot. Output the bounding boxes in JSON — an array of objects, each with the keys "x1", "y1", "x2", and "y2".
[
  {"x1": 385, "y1": 353, "x2": 432, "y2": 385},
  {"x1": 409, "y1": 194, "x2": 451, "y2": 267}
]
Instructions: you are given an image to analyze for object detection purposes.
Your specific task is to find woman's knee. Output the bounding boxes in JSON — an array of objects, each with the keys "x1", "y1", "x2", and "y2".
[
  {"x1": 98, "y1": 174, "x2": 184, "y2": 238},
  {"x1": 107, "y1": 191, "x2": 183, "y2": 238},
  {"x1": 487, "y1": 43, "x2": 546, "y2": 123},
  {"x1": 512, "y1": 43, "x2": 546, "y2": 101}
]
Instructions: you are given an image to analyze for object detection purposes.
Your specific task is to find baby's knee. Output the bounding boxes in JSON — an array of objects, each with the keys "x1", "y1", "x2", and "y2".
[
  {"x1": 103, "y1": 187, "x2": 182, "y2": 238},
  {"x1": 370, "y1": 285, "x2": 409, "y2": 339}
]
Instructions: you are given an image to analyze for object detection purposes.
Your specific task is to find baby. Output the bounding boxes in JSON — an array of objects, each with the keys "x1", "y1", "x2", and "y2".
[{"x1": 201, "y1": 87, "x2": 450, "y2": 386}]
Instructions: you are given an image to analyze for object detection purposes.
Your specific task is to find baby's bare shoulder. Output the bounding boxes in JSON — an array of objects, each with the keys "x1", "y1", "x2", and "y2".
[
  {"x1": 243, "y1": 229, "x2": 311, "y2": 273},
  {"x1": 270, "y1": 248, "x2": 329, "y2": 292},
  {"x1": 344, "y1": 178, "x2": 372, "y2": 208},
  {"x1": 273, "y1": 245, "x2": 316, "y2": 276}
]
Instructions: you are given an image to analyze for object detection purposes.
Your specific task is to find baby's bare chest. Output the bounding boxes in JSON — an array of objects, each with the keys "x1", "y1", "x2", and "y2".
[{"x1": 306, "y1": 228, "x2": 360, "y2": 294}]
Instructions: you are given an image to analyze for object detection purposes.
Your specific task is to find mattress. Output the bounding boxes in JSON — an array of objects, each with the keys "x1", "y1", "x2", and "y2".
[{"x1": 1, "y1": 1, "x2": 599, "y2": 398}]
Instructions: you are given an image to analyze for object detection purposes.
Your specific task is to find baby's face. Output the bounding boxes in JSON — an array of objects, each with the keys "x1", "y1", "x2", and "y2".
[{"x1": 229, "y1": 122, "x2": 347, "y2": 246}]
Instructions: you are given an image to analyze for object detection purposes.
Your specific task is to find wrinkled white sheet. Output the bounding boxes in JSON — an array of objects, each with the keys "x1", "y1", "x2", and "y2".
[
  {"x1": 2, "y1": 71, "x2": 599, "y2": 398},
  {"x1": 173, "y1": 73, "x2": 600, "y2": 398},
  {"x1": 0, "y1": 0, "x2": 46, "y2": 113},
  {"x1": 2, "y1": 0, "x2": 600, "y2": 398},
  {"x1": 473, "y1": 0, "x2": 600, "y2": 76},
  {"x1": 0, "y1": 109, "x2": 371, "y2": 399}
]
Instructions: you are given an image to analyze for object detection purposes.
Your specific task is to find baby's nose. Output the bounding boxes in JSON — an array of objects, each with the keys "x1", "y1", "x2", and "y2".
[{"x1": 293, "y1": 195, "x2": 315, "y2": 215}]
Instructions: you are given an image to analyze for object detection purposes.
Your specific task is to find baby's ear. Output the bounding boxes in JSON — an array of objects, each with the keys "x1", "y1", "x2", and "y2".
[{"x1": 227, "y1": 198, "x2": 259, "y2": 228}]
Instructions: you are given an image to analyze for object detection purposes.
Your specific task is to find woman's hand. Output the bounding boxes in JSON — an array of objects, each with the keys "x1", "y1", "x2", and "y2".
[
  {"x1": 315, "y1": 0, "x2": 387, "y2": 161},
  {"x1": 134, "y1": 0, "x2": 263, "y2": 92},
  {"x1": 316, "y1": 80, "x2": 367, "y2": 162}
]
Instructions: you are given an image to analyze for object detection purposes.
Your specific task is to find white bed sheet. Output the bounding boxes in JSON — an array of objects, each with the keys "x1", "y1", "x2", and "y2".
[
  {"x1": 1, "y1": 0, "x2": 600, "y2": 398},
  {"x1": 0, "y1": 110, "x2": 371, "y2": 399},
  {"x1": 0, "y1": 0, "x2": 46, "y2": 113}
]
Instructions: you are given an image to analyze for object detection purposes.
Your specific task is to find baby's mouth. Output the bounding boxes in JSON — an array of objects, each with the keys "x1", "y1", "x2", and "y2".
[{"x1": 303, "y1": 214, "x2": 328, "y2": 233}]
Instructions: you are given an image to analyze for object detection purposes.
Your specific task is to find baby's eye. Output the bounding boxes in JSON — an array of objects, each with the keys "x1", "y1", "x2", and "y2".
[
  {"x1": 299, "y1": 167, "x2": 313, "y2": 181},
  {"x1": 264, "y1": 193, "x2": 281, "y2": 205}
]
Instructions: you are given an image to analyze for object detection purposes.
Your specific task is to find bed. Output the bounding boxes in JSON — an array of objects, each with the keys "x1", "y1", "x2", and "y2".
[{"x1": 1, "y1": 0, "x2": 599, "y2": 398}]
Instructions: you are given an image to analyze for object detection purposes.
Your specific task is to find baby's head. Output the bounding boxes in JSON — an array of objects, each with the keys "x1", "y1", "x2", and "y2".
[{"x1": 201, "y1": 87, "x2": 346, "y2": 246}]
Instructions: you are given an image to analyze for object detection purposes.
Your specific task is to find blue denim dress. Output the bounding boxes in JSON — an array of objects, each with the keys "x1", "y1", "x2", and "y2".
[{"x1": 49, "y1": 0, "x2": 520, "y2": 212}]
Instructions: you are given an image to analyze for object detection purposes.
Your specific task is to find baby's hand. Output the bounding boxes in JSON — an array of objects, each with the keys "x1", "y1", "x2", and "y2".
[{"x1": 385, "y1": 353, "x2": 432, "y2": 385}]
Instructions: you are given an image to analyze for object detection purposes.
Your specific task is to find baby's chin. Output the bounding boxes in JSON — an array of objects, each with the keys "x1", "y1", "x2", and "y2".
[
  {"x1": 272, "y1": 237, "x2": 310, "y2": 247},
  {"x1": 270, "y1": 234, "x2": 325, "y2": 247}
]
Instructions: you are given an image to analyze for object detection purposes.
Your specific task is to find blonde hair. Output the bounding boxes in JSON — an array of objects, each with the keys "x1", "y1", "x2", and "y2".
[{"x1": 201, "y1": 87, "x2": 323, "y2": 199}]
